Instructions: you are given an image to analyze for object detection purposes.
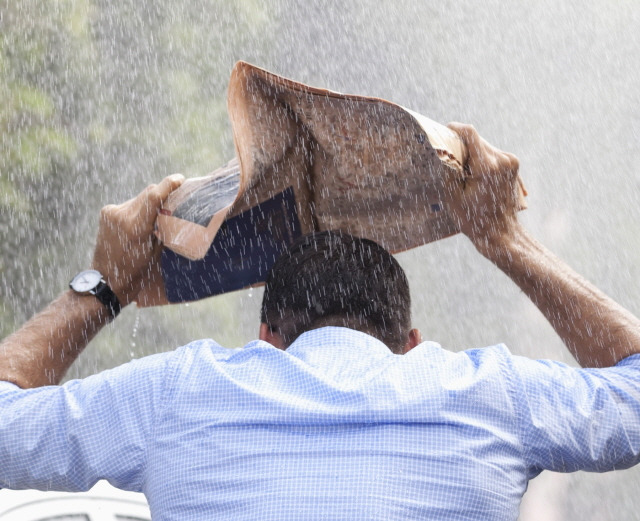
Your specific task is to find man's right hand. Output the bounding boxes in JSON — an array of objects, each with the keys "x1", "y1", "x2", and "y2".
[
  {"x1": 446, "y1": 123, "x2": 525, "y2": 249},
  {"x1": 446, "y1": 122, "x2": 640, "y2": 368}
]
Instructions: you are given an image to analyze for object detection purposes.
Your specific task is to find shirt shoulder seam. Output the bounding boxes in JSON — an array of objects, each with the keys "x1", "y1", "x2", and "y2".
[
  {"x1": 141, "y1": 347, "x2": 184, "y2": 488},
  {"x1": 499, "y1": 346, "x2": 531, "y2": 469}
]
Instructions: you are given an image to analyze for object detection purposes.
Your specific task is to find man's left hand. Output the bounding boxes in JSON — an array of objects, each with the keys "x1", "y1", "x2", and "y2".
[{"x1": 91, "y1": 174, "x2": 185, "y2": 307}]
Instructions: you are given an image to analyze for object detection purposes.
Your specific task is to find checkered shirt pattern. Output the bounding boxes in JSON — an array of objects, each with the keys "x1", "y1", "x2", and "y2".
[{"x1": 2, "y1": 326, "x2": 640, "y2": 520}]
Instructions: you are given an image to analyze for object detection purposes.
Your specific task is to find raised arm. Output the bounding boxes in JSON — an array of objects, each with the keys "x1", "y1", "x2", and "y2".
[
  {"x1": 448, "y1": 123, "x2": 640, "y2": 368},
  {"x1": 0, "y1": 174, "x2": 184, "y2": 388}
]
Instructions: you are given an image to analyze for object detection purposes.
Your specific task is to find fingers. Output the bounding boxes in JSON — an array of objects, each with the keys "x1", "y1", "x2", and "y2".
[
  {"x1": 448, "y1": 122, "x2": 519, "y2": 175},
  {"x1": 503, "y1": 152, "x2": 520, "y2": 174},
  {"x1": 139, "y1": 174, "x2": 185, "y2": 225},
  {"x1": 99, "y1": 203, "x2": 117, "y2": 221},
  {"x1": 447, "y1": 122, "x2": 495, "y2": 169},
  {"x1": 98, "y1": 174, "x2": 186, "y2": 245},
  {"x1": 106, "y1": 174, "x2": 185, "y2": 229},
  {"x1": 148, "y1": 173, "x2": 185, "y2": 208},
  {"x1": 447, "y1": 122, "x2": 478, "y2": 144}
]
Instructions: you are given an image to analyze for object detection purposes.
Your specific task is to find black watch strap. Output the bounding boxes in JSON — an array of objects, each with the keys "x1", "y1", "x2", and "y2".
[{"x1": 93, "y1": 281, "x2": 122, "y2": 319}]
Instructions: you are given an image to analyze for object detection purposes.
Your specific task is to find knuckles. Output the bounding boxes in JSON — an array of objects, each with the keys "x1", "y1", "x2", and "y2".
[
  {"x1": 99, "y1": 204, "x2": 118, "y2": 223},
  {"x1": 448, "y1": 122, "x2": 479, "y2": 147},
  {"x1": 503, "y1": 152, "x2": 520, "y2": 172}
]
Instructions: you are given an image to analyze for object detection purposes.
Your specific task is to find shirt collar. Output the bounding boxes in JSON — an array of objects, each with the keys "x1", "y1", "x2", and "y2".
[{"x1": 284, "y1": 326, "x2": 395, "y2": 369}]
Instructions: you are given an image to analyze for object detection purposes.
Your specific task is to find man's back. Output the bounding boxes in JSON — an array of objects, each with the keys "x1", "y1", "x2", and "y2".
[
  {"x1": 123, "y1": 327, "x2": 526, "y2": 519},
  {"x1": 8, "y1": 327, "x2": 639, "y2": 520}
]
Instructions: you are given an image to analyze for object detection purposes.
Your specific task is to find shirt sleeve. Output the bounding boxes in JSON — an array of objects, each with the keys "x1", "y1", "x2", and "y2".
[
  {"x1": 0, "y1": 350, "x2": 173, "y2": 493},
  {"x1": 511, "y1": 353, "x2": 640, "y2": 475}
]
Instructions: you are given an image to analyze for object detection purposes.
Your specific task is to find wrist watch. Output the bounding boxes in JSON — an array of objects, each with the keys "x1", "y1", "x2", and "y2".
[{"x1": 69, "y1": 269, "x2": 122, "y2": 319}]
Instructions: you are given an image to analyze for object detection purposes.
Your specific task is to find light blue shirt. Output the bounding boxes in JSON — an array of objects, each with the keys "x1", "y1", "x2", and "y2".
[{"x1": 2, "y1": 326, "x2": 640, "y2": 520}]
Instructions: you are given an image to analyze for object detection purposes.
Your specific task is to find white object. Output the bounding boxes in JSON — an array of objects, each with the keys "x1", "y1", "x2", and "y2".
[{"x1": 0, "y1": 480, "x2": 150, "y2": 521}]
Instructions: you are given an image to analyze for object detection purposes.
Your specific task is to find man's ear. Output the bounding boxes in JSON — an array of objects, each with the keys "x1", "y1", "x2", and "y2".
[
  {"x1": 259, "y1": 323, "x2": 286, "y2": 350},
  {"x1": 402, "y1": 328, "x2": 423, "y2": 354}
]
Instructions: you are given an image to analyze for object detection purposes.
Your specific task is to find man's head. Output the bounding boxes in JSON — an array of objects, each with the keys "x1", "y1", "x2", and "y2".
[{"x1": 259, "y1": 231, "x2": 418, "y2": 353}]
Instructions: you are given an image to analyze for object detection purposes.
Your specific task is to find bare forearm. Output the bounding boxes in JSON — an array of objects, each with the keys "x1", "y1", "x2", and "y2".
[
  {"x1": 475, "y1": 222, "x2": 640, "y2": 367},
  {"x1": 445, "y1": 124, "x2": 640, "y2": 367},
  {"x1": 0, "y1": 291, "x2": 110, "y2": 388},
  {"x1": 0, "y1": 176, "x2": 182, "y2": 389}
]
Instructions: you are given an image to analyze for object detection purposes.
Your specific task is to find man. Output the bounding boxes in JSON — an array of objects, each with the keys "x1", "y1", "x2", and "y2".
[{"x1": 1, "y1": 124, "x2": 640, "y2": 520}]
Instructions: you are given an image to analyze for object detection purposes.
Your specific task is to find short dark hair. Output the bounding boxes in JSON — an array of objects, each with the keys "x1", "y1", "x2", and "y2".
[{"x1": 260, "y1": 231, "x2": 411, "y2": 353}]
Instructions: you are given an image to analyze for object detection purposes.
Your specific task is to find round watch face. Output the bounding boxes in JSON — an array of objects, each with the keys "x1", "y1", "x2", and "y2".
[{"x1": 70, "y1": 269, "x2": 103, "y2": 293}]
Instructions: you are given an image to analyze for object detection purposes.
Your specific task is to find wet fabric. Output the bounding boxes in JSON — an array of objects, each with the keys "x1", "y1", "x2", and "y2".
[{"x1": 1, "y1": 326, "x2": 640, "y2": 520}]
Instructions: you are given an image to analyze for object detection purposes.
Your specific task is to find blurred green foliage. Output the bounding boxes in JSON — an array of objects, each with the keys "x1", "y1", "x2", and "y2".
[{"x1": 0, "y1": 0, "x2": 274, "y2": 368}]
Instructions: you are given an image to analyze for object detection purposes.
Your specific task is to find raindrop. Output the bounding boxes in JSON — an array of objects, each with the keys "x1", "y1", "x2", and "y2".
[{"x1": 130, "y1": 309, "x2": 140, "y2": 356}]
